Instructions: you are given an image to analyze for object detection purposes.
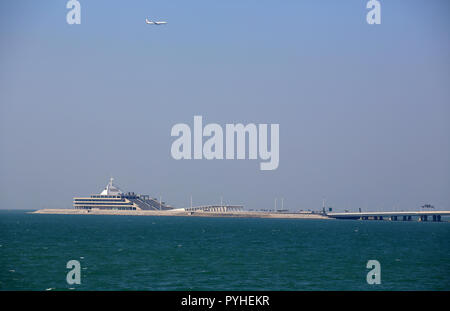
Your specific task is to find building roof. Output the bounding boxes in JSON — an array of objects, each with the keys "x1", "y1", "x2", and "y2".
[{"x1": 100, "y1": 177, "x2": 123, "y2": 195}]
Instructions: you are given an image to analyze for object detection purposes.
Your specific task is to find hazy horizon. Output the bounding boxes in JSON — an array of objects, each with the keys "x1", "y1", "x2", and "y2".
[{"x1": 1, "y1": 0, "x2": 449, "y2": 212}]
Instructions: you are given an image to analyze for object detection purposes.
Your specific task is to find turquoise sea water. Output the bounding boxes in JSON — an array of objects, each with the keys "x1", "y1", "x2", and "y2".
[{"x1": 0, "y1": 210, "x2": 449, "y2": 290}]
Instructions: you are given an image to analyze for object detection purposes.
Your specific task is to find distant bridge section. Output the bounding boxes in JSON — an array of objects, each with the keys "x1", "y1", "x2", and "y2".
[
  {"x1": 185, "y1": 205, "x2": 244, "y2": 213},
  {"x1": 327, "y1": 210, "x2": 450, "y2": 221}
]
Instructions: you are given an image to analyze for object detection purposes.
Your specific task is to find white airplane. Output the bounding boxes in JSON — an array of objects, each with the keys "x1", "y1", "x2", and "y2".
[{"x1": 145, "y1": 18, "x2": 167, "y2": 25}]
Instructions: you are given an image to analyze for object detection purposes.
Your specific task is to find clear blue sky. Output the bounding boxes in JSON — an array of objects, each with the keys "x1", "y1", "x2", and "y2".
[{"x1": 1, "y1": 0, "x2": 449, "y2": 211}]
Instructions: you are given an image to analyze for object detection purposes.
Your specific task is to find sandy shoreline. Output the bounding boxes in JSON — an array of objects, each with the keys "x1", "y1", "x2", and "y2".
[{"x1": 31, "y1": 209, "x2": 330, "y2": 219}]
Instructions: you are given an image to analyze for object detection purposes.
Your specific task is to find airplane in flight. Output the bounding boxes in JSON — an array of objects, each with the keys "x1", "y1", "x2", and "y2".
[{"x1": 145, "y1": 18, "x2": 167, "y2": 25}]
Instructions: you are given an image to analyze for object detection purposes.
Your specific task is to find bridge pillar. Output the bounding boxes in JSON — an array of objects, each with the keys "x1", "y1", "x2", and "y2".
[
  {"x1": 402, "y1": 216, "x2": 407, "y2": 221},
  {"x1": 408, "y1": 216, "x2": 412, "y2": 221},
  {"x1": 432, "y1": 215, "x2": 441, "y2": 222},
  {"x1": 379, "y1": 216, "x2": 383, "y2": 221},
  {"x1": 419, "y1": 215, "x2": 428, "y2": 222}
]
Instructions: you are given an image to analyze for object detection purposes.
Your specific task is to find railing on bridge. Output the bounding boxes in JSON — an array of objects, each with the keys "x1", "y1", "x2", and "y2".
[{"x1": 326, "y1": 210, "x2": 450, "y2": 222}]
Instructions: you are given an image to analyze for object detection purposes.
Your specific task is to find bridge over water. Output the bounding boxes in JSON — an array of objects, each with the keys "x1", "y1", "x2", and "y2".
[
  {"x1": 326, "y1": 210, "x2": 450, "y2": 221},
  {"x1": 185, "y1": 205, "x2": 244, "y2": 213}
]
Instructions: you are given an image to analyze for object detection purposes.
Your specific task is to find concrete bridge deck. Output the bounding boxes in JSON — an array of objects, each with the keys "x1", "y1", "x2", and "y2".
[{"x1": 327, "y1": 210, "x2": 450, "y2": 221}]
